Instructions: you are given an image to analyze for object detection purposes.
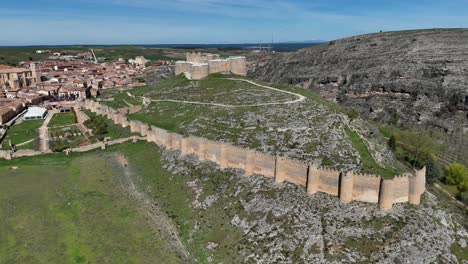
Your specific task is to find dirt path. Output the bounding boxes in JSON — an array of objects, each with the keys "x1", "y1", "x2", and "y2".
[
  {"x1": 38, "y1": 110, "x2": 57, "y2": 152},
  {"x1": 15, "y1": 138, "x2": 34, "y2": 147},
  {"x1": 113, "y1": 154, "x2": 192, "y2": 262},
  {"x1": 141, "y1": 78, "x2": 306, "y2": 108}
]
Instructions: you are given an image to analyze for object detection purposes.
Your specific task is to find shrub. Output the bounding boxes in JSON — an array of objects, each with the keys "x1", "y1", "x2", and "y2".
[
  {"x1": 388, "y1": 134, "x2": 396, "y2": 151},
  {"x1": 444, "y1": 163, "x2": 468, "y2": 186},
  {"x1": 455, "y1": 191, "x2": 468, "y2": 204},
  {"x1": 51, "y1": 140, "x2": 70, "y2": 152}
]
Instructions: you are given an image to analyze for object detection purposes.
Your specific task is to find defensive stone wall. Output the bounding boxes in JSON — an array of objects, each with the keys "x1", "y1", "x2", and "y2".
[
  {"x1": 275, "y1": 158, "x2": 308, "y2": 187},
  {"x1": 349, "y1": 173, "x2": 381, "y2": 203},
  {"x1": 0, "y1": 150, "x2": 12, "y2": 160},
  {"x1": 175, "y1": 52, "x2": 247, "y2": 80},
  {"x1": 317, "y1": 168, "x2": 341, "y2": 196},
  {"x1": 223, "y1": 144, "x2": 247, "y2": 171},
  {"x1": 245, "y1": 150, "x2": 276, "y2": 178},
  {"x1": 82, "y1": 100, "x2": 427, "y2": 210},
  {"x1": 203, "y1": 140, "x2": 223, "y2": 164}
]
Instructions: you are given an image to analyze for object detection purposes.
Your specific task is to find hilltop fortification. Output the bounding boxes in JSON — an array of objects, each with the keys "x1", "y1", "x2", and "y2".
[
  {"x1": 82, "y1": 99, "x2": 427, "y2": 210},
  {"x1": 176, "y1": 52, "x2": 247, "y2": 79}
]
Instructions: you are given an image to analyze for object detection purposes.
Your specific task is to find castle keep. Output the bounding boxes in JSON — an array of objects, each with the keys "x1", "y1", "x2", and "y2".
[
  {"x1": 81, "y1": 100, "x2": 427, "y2": 210},
  {"x1": 175, "y1": 52, "x2": 247, "y2": 80}
]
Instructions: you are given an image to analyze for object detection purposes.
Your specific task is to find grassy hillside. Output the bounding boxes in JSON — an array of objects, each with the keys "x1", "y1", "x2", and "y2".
[
  {"x1": 0, "y1": 144, "x2": 184, "y2": 263},
  {"x1": 1, "y1": 142, "x2": 465, "y2": 263},
  {"x1": 100, "y1": 74, "x2": 406, "y2": 177}
]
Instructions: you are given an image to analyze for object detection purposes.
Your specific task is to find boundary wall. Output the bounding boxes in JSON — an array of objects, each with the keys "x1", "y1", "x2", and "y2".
[{"x1": 81, "y1": 100, "x2": 427, "y2": 210}]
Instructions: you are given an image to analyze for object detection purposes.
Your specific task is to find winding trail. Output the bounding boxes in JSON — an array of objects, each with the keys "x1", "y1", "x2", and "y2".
[{"x1": 147, "y1": 78, "x2": 306, "y2": 108}]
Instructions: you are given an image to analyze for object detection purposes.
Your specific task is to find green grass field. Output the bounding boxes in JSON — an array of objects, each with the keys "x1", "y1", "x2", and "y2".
[
  {"x1": 48, "y1": 112, "x2": 77, "y2": 127},
  {"x1": 0, "y1": 143, "x2": 184, "y2": 263},
  {"x1": 1, "y1": 120, "x2": 43, "y2": 150},
  {"x1": 0, "y1": 141, "x2": 247, "y2": 263}
]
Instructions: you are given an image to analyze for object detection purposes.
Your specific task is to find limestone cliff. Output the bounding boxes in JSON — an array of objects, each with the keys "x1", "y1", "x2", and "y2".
[{"x1": 249, "y1": 29, "x2": 468, "y2": 132}]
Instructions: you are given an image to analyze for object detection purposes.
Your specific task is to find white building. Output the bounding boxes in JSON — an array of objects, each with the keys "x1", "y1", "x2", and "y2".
[{"x1": 24, "y1": 107, "x2": 48, "y2": 120}]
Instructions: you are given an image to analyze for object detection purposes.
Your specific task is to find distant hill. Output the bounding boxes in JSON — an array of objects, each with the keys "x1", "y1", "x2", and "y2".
[{"x1": 249, "y1": 29, "x2": 468, "y2": 132}]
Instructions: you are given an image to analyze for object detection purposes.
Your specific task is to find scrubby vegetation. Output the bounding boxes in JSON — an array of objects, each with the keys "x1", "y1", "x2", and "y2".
[{"x1": 83, "y1": 110, "x2": 135, "y2": 140}]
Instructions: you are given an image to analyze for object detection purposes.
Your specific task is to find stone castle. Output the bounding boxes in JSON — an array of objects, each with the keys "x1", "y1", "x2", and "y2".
[
  {"x1": 81, "y1": 100, "x2": 427, "y2": 210},
  {"x1": 175, "y1": 52, "x2": 247, "y2": 80}
]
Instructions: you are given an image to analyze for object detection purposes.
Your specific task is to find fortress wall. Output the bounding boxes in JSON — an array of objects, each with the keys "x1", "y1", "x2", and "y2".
[
  {"x1": 154, "y1": 127, "x2": 171, "y2": 147},
  {"x1": 392, "y1": 176, "x2": 409, "y2": 203},
  {"x1": 80, "y1": 100, "x2": 427, "y2": 210},
  {"x1": 129, "y1": 120, "x2": 139, "y2": 133},
  {"x1": 71, "y1": 142, "x2": 105, "y2": 153},
  {"x1": 0, "y1": 150, "x2": 11, "y2": 160},
  {"x1": 190, "y1": 64, "x2": 209, "y2": 80},
  {"x1": 245, "y1": 151, "x2": 276, "y2": 178},
  {"x1": 184, "y1": 136, "x2": 206, "y2": 157},
  {"x1": 275, "y1": 158, "x2": 308, "y2": 186},
  {"x1": 208, "y1": 60, "x2": 231, "y2": 74},
  {"x1": 169, "y1": 133, "x2": 183, "y2": 151},
  {"x1": 229, "y1": 57, "x2": 247, "y2": 76},
  {"x1": 138, "y1": 122, "x2": 149, "y2": 137},
  {"x1": 307, "y1": 165, "x2": 320, "y2": 194},
  {"x1": 409, "y1": 167, "x2": 426, "y2": 205},
  {"x1": 203, "y1": 140, "x2": 223, "y2": 164},
  {"x1": 351, "y1": 173, "x2": 381, "y2": 203},
  {"x1": 318, "y1": 168, "x2": 340, "y2": 196},
  {"x1": 223, "y1": 144, "x2": 247, "y2": 170},
  {"x1": 379, "y1": 179, "x2": 394, "y2": 210},
  {"x1": 175, "y1": 61, "x2": 192, "y2": 76}
]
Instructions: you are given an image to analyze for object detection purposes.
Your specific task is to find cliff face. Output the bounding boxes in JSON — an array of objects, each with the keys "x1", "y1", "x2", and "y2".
[{"x1": 249, "y1": 29, "x2": 468, "y2": 131}]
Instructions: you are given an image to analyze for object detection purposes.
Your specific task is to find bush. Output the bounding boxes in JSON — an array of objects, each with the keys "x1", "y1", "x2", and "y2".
[
  {"x1": 51, "y1": 140, "x2": 70, "y2": 152},
  {"x1": 444, "y1": 163, "x2": 468, "y2": 186},
  {"x1": 388, "y1": 134, "x2": 396, "y2": 151},
  {"x1": 455, "y1": 191, "x2": 468, "y2": 204}
]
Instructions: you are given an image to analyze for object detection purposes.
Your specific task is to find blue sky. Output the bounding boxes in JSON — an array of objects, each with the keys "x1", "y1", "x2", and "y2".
[{"x1": 1, "y1": 0, "x2": 467, "y2": 45}]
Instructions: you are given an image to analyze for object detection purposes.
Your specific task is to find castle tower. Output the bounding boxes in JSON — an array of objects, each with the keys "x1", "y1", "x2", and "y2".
[
  {"x1": 379, "y1": 179, "x2": 394, "y2": 209},
  {"x1": 340, "y1": 171, "x2": 354, "y2": 203}
]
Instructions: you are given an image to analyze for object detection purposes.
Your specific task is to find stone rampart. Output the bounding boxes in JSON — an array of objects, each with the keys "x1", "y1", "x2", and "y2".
[
  {"x1": 203, "y1": 140, "x2": 223, "y2": 164},
  {"x1": 0, "y1": 150, "x2": 12, "y2": 160},
  {"x1": 317, "y1": 168, "x2": 341, "y2": 196},
  {"x1": 275, "y1": 158, "x2": 308, "y2": 186},
  {"x1": 81, "y1": 100, "x2": 427, "y2": 210},
  {"x1": 245, "y1": 150, "x2": 276, "y2": 178},
  {"x1": 223, "y1": 144, "x2": 247, "y2": 171},
  {"x1": 350, "y1": 173, "x2": 381, "y2": 203}
]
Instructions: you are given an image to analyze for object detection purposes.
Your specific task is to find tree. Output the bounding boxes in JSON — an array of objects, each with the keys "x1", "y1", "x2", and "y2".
[
  {"x1": 444, "y1": 163, "x2": 468, "y2": 186},
  {"x1": 401, "y1": 130, "x2": 441, "y2": 168},
  {"x1": 388, "y1": 134, "x2": 397, "y2": 151},
  {"x1": 426, "y1": 154, "x2": 442, "y2": 184}
]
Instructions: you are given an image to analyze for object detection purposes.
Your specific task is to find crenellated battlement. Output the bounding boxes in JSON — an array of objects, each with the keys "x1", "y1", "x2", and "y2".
[{"x1": 82, "y1": 100, "x2": 427, "y2": 210}]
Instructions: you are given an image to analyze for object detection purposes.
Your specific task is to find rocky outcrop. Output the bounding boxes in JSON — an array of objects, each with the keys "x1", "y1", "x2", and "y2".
[{"x1": 249, "y1": 29, "x2": 468, "y2": 132}]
